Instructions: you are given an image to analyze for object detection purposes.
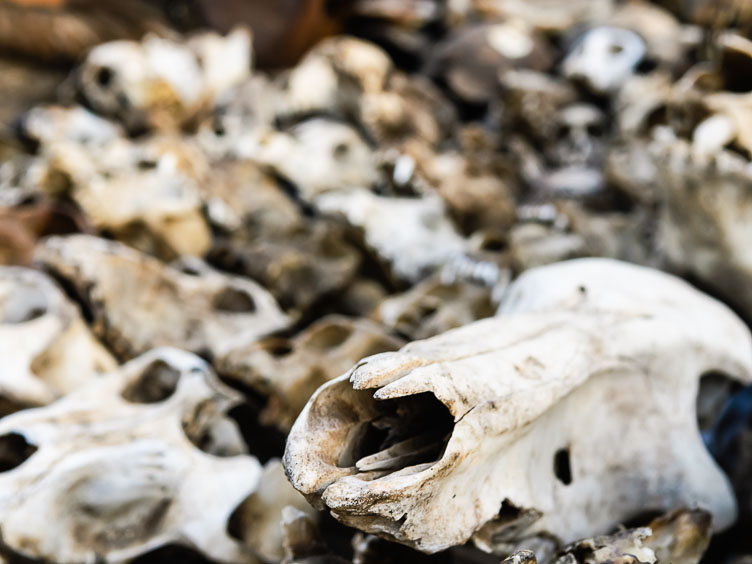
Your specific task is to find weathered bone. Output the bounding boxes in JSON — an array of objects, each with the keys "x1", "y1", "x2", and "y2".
[
  {"x1": 34, "y1": 235, "x2": 290, "y2": 360},
  {"x1": 285, "y1": 258, "x2": 752, "y2": 554},
  {"x1": 0, "y1": 266, "x2": 116, "y2": 413},
  {"x1": 0, "y1": 348, "x2": 260, "y2": 563},
  {"x1": 220, "y1": 315, "x2": 403, "y2": 431}
]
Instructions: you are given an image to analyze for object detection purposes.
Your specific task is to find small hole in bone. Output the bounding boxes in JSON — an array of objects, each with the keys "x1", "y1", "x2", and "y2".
[
  {"x1": 1, "y1": 287, "x2": 48, "y2": 324},
  {"x1": 339, "y1": 392, "x2": 454, "y2": 475},
  {"x1": 213, "y1": 287, "x2": 257, "y2": 313},
  {"x1": 306, "y1": 324, "x2": 353, "y2": 351},
  {"x1": 333, "y1": 142, "x2": 350, "y2": 159},
  {"x1": 0, "y1": 433, "x2": 37, "y2": 472},
  {"x1": 554, "y1": 447, "x2": 573, "y2": 485},
  {"x1": 95, "y1": 67, "x2": 114, "y2": 88},
  {"x1": 121, "y1": 360, "x2": 181, "y2": 404},
  {"x1": 609, "y1": 43, "x2": 624, "y2": 55}
]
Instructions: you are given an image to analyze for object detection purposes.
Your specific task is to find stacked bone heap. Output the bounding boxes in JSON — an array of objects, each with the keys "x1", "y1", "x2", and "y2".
[{"x1": 0, "y1": 1, "x2": 751, "y2": 563}]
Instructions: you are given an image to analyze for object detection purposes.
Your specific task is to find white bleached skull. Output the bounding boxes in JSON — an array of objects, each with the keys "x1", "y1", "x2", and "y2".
[
  {"x1": 0, "y1": 267, "x2": 116, "y2": 412},
  {"x1": 34, "y1": 235, "x2": 290, "y2": 361},
  {"x1": 285, "y1": 258, "x2": 752, "y2": 554},
  {"x1": 563, "y1": 27, "x2": 646, "y2": 94},
  {"x1": 0, "y1": 348, "x2": 260, "y2": 563}
]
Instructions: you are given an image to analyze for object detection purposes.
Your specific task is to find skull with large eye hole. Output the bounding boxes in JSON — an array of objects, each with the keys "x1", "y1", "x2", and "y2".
[
  {"x1": 562, "y1": 27, "x2": 647, "y2": 95},
  {"x1": 0, "y1": 266, "x2": 116, "y2": 414},
  {"x1": 285, "y1": 258, "x2": 752, "y2": 555},
  {"x1": 0, "y1": 348, "x2": 262, "y2": 564},
  {"x1": 34, "y1": 235, "x2": 291, "y2": 361},
  {"x1": 218, "y1": 315, "x2": 404, "y2": 431}
]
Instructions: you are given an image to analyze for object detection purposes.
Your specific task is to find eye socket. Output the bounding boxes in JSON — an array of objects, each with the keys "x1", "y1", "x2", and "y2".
[
  {"x1": 306, "y1": 324, "x2": 353, "y2": 351},
  {"x1": 0, "y1": 433, "x2": 37, "y2": 472},
  {"x1": 212, "y1": 287, "x2": 257, "y2": 313},
  {"x1": 121, "y1": 360, "x2": 181, "y2": 404}
]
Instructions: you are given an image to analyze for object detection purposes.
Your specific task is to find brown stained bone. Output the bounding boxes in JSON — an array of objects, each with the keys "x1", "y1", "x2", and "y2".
[
  {"x1": 203, "y1": 159, "x2": 362, "y2": 314},
  {"x1": 34, "y1": 234, "x2": 290, "y2": 361},
  {"x1": 219, "y1": 315, "x2": 404, "y2": 431}
]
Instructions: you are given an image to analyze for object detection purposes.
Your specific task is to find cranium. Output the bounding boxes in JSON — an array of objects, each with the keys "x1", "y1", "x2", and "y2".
[
  {"x1": 202, "y1": 159, "x2": 361, "y2": 314},
  {"x1": 316, "y1": 189, "x2": 467, "y2": 282},
  {"x1": 285, "y1": 258, "x2": 752, "y2": 554},
  {"x1": 251, "y1": 119, "x2": 381, "y2": 204},
  {"x1": 371, "y1": 274, "x2": 495, "y2": 340},
  {"x1": 28, "y1": 120, "x2": 212, "y2": 259},
  {"x1": 34, "y1": 235, "x2": 290, "y2": 361},
  {"x1": 563, "y1": 27, "x2": 647, "y2": 94},
  {"x1": 77, "y1": 29, "x2": 252, "y2": 131},
  {"x1": 219, "y1": 315, "x2": 403, "y2": 430},
  {"x1": 0, "y1": 266, "x2": 116, "y2": 413},
  {"x1": 0, "y1": 347, "x2": 260, "y2": 563}
]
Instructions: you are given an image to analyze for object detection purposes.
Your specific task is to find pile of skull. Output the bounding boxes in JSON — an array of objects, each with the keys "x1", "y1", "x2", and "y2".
[{"x1": 0, "y1": 0, "x2": 751, "y2": 563}]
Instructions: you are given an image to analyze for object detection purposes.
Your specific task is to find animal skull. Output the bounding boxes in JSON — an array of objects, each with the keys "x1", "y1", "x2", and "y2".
[
  {"x1": 562, "y1": 27, "x2": 646, "y2": 94},
  {"x1": 219, "y1": 315, "x2": 403, "y2": 431},
  {"x1": 0, "y1": 266, "x2": 116, "y2": 412},
  {"x1": 0, "y1": 348, "x2": 260, "y2": 563},
  {"x1": 285, "y1": 258, "x2": 752, "y2": 554},
  {"x1": 34, "y1": 235, "x2": 290, "y2": 360},
  {"x1": 77, "y1": 29, "x2": 252, "y2": 131}
]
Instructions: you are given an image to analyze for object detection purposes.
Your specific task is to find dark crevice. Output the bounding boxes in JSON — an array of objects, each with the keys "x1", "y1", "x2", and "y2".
[
  {"x1": 554, "y1": 447, "x2": 572, "y2": 485},
  {"x1": 0, "y1": 433, "x2": 37, "y2": 472},
  {"x1": 121, "y1": 360, "x2": 180, "y2": 404}
]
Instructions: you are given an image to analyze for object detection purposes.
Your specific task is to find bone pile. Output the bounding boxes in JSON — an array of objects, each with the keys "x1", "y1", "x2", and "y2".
[{"x1": 0, "y1": 1, "x2": 751, "y2": 563}]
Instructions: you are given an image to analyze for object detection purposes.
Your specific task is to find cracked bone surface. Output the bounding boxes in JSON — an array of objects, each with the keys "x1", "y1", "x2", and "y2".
[
  {"x1": 0, "y1": 266, "x2": 116, "y2": 413},
  {"x1": 0, "y1": 348, "x2": 260, "y2": 563},
  {"x1": 34, "y1": 235, "x2": 290, "y2": 360},
  {"x1": 284, "y1": 258, "x2": 752, "y2": 554}
]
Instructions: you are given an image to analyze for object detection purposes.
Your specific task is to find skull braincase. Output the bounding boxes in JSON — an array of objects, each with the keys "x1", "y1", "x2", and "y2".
[
  {"x1": 0, "y1": 348, "x2": 260, "y2": 563},
  {"x1": 284, "y1": 258, "x2": 752, "y2": 554}
]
